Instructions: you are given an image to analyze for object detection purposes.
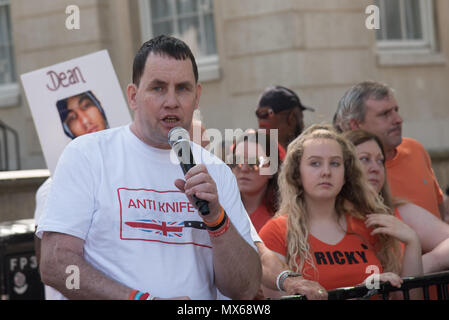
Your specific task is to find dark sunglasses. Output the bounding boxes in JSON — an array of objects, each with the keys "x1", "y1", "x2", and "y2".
[
  {"x1": 230, "y1": 156, "x2": 270, "y2": 172},
  {"x1": 255, "y1": 108, "x2": 275, "y2": 120}
]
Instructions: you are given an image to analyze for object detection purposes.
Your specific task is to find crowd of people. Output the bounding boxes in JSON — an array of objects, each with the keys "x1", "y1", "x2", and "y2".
[{"x1": 34, "y1": 35, "x2": 449, "y2": 300}]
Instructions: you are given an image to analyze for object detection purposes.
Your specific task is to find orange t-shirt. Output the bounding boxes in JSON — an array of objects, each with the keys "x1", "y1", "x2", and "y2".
[
  {"x1": 278, "y1": 143, "x2": 286, "y2": 162},
  {"x1": 250, "y1": 203, "x2": 273, "y2": 233},
  {"x1": 386, "y1": 138, "x2": 443, "y2": 219},
  {"x1": 259, "y1": 214, "x2": 383, "y2": 291}
]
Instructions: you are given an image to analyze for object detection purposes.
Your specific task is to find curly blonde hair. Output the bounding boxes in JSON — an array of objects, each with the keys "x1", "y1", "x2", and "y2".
[{"x1": 277, "y1": 124, "x2": 401, "y2": 277}]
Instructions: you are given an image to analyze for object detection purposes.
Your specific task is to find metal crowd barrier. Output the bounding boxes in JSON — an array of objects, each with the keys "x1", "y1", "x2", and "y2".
[{"x1": 280, "y1": 270, "x2": 449, "y2": 300}]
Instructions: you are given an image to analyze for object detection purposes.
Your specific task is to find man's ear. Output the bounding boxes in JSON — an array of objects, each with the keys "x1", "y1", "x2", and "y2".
[
  {"x1": 126, "y1": 83, "x2": 138, "y2": 111},
  {"x1": 349, "y1": 119, "x2": 361, "y2": 130},
  {"x1": 194, "y1": 83, "x2": 202, "y2": 110},
  {"x1": 287, "y1": 109, "x2": 296, "y2": 126}
]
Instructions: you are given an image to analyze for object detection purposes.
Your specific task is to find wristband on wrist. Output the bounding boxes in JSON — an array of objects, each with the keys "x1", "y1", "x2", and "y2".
[
  {"x1": 128, "y1": 289, "x2": 154, "y2": 300},
  {"x1": 206, "y1": 210, "x2": 228, "y2": 232},
  {"x1": 276, "y1": 270, "x2": 302, "y2": 292},
  {"x1": 207, "y1": 214, "x2": 230, "y2": 237},
  {"x1": 204, "y1": 206, "x2": 225, "y2": 228}
]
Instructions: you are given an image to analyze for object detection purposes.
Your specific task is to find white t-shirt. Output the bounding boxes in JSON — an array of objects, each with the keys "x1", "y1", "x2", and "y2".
[
  {"x1": 37, "y1": 125, "x2": 256, "y2": 300},
  {"x1": 34, "y1": 177, "x2": 52, "y2": 227}
]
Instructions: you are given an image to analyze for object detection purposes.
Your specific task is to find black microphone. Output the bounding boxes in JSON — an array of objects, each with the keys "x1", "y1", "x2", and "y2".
[{"x1": 168, "y1": 127, "x2": 210, "y2": 215}]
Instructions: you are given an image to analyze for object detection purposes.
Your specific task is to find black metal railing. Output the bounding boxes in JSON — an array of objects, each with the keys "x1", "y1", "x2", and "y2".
[
  {"x1": 279, "y1": 270, "x2": 449, "y2": 300},
  {"x1": 0, "y1": 120, "x2": 20, "y2": 171}
]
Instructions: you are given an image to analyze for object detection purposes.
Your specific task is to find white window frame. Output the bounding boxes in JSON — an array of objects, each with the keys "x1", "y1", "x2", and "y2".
[
  {"x1": 375, "y1": 0, "x2": 445, "y2": 66},
  {"x1": 138, "y1": 0, "x2": 220, "y2": 82},
  {"x1": 0, "y1": 0, "x2": 19, "y2": 108}
]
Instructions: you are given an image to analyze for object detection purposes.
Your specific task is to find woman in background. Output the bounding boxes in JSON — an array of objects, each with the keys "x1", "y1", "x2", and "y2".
[
  {"x1": 344, "y1": 129, "x2": 449, "y2": 275},
  {"x1": 230, "y1": 130, "x2": 280, "y2": 232}
]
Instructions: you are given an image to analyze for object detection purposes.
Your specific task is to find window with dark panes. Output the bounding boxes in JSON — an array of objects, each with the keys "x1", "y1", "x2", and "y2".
[
  {"x1": 149, "y1": 0, "x2": 217, "y2": 59},
  {"x1": 375, "y1": 0, "x2": 436, "y2": 51},
  {"x1": 0, "y1": 0, "x2": 16, "y2": 86}
]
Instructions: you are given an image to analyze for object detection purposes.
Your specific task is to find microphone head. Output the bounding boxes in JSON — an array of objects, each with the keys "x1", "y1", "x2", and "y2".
[{"x1": 168, "y1": 126, "x2": 190, "y2": 147}]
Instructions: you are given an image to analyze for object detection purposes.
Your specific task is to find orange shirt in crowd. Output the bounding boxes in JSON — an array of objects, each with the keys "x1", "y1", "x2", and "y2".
[
  {"x1": 386, "y1": 138, "x2": 443, "y2": 219},
  {"x1": 278, "y1": 143, "x2": 286, "y2": 162},
  {"x1": 259, "y1": 214, "x2": 383, "y2": 291},
  {"x1": 249, "y1": 203, "x2": 273, "y2": 232}
]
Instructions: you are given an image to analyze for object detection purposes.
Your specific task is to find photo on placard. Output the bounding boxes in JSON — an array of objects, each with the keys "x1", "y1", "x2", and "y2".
[
  {"x1": 21, "y1": 50, "x2": 132, "y2": 173},
  {"x1": 55, "y1": 90, "x2": 109, "y2": 139}
]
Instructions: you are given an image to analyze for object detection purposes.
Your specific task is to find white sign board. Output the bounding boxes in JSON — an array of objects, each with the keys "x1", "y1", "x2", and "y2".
[{"x1": 21, "y1": 50, "x2": 132, "y2": 174}]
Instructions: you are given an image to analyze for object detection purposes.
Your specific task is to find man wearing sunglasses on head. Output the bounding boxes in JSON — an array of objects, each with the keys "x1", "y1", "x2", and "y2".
[{"x1": 255, "y1": 85, "x2": 314, "y2": 157}]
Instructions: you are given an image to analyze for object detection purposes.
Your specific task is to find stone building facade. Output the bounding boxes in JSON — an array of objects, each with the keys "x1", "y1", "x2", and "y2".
[{"x1": 0, "y1": 0, "x2": 448, "y2": 219}]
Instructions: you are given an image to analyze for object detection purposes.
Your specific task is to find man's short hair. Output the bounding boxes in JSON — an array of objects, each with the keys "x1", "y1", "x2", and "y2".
[
  {"x1": 333, "y1": 81, "x2": 394, "y2": 132},
  {"x1": 132, "y1": 35, "x2": 199, "y2": 86}
]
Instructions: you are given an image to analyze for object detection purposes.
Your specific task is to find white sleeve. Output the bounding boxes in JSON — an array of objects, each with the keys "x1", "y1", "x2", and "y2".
[
  {"x1": 250, "y1": 222, "x2": 262, "y2": 244},
  {"x1": 36, "y1": 140, "x2": 97, "y2": 240},
  {"x1": 34, "y1": 177, "x2": 52, "y2": 227}
]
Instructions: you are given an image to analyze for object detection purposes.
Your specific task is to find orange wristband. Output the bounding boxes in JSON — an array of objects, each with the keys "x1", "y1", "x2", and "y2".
[
  {"x1": 204, "y1": 206, "x2": 225, "y2": 228},
  {"x1": 208, "y1": 216, "x2": 230, "y2": 238}
]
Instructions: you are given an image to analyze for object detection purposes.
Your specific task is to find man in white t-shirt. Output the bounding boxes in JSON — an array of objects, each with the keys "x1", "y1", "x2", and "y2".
[{"x1": 36, "y1": 35, "x2": 261, "y2": 300}]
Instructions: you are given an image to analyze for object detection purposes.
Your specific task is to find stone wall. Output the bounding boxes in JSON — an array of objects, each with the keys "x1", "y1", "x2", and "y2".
[{"x1": 0, "y1": 170, "x2": 50, "y2": 222}]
